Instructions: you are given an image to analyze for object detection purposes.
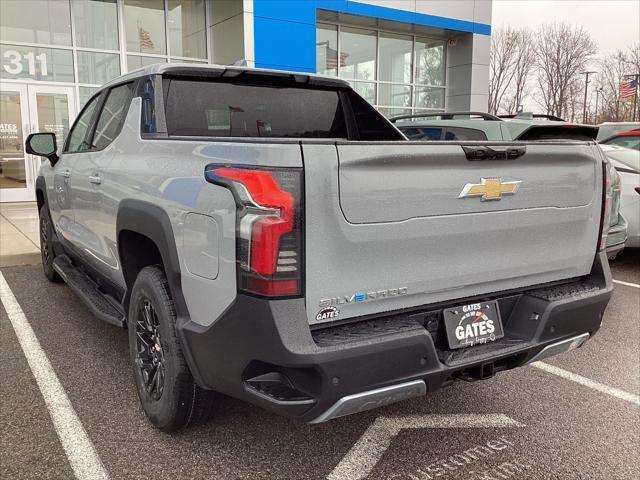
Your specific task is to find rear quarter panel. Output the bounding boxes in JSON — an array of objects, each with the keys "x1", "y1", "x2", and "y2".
[{"x1": 102, "y1": 98, "x2": 303, "y2": 326}]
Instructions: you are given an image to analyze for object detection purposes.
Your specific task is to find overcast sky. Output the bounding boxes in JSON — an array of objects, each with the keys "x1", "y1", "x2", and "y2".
[{"x1": 492, "y1": 0, "x2": 640, "y2": 57}]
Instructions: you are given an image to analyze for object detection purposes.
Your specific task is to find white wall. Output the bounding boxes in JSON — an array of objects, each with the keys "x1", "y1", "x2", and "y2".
[{"x1": 357, "y1": 0, "x2": 492, "y2": 24}]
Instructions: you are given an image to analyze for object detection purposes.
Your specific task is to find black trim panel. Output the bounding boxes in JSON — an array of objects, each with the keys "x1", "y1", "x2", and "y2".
[{"x1": 179, "y1": 252, "x2": 612, "y2": 422}]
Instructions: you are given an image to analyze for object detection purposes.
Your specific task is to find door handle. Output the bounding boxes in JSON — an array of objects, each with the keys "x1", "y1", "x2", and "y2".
[
  {"x1": 60, "y1": 170, "x2": 71, "y2": 178},
  {"x1": 462, "y1": 145, "x2": 527, "y2": 161},
  {"x1": 88, "y1": 174, "x2": 102, "y2": 185}
]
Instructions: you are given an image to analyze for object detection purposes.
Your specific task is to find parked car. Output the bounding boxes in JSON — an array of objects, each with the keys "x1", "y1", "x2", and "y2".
[
  {"x1": 596, "y1": 122, "x2": 640, "y2": 142},
  {"x1": 392, "y1": 112, "x2": 625, "y2": 260},
  {"x1": 391, "y1": 111, "x2": 598, "y2": 142},
  {"x1": 600, "y1": 144, "x2": 640, "y2": 249},
  {"x1": 599, "y1": 128, "x2": 640, "y2": 151},
  {"x1": 26, "y1": 64, "x2": 613, "y2": 432}
]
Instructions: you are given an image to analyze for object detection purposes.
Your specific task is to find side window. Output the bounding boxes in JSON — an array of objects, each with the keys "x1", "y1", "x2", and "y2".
[
  {"x1": 64, "y1": 93, "x2": 101, "y2": 153},
  {"x1": 444, "y1": 127, "x2": 488, "y2": 141},
  {"x1": 92, "y1": 83, "x2": 134, "y2": 150},
  {"x1": 609, "y1": 136, "x2": 640, "y2": 149}
]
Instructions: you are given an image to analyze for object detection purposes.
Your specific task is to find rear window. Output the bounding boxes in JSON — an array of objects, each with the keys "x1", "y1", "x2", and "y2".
[
  {"x1": 444, "y1": 127, "x2": 487, "y2": 141},
  {"x1": 397, "y1": 126, "x2": 487, "y2": 141},
  {"x1": 398, "y1": 126, "x2": 442, "y2": 140},
  {"x1": 164, "y1": 79, "x2": 347, "y2": 138}
]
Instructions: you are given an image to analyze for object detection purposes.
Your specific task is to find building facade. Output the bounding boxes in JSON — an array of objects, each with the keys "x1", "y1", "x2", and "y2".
[{"x1": 0, "y1": 0, "x2": 491, "y2": 202}]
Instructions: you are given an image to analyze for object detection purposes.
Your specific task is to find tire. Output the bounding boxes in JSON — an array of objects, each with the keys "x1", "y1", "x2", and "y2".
[
  {"x1": 128, "y1": 265, "x2": 214, "y2": 432},
  {"x1": 39, "y1": 205, "x2": 62, "y2": 283}
]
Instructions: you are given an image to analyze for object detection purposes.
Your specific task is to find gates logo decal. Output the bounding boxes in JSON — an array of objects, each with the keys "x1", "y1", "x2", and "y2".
[
  {"x1": 455, "y1": 303, "x2": 496, "y2": 341},
  {"x1": 316, "y1": 306, "x2": 339, "y2": 322}
]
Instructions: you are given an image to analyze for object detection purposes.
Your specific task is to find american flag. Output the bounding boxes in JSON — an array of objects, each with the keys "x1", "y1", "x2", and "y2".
[
  {"x1": 138, "y1": 27, "x2": 155, "y2": 51},
  {"x1": 619, "y1": 79, "x2": 638, "y2": 99}
]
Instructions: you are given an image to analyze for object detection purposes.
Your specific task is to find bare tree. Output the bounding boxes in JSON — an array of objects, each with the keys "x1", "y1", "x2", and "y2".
[
  {"x1": 489, "y1": 27, "x2": 519, "y2": 114},
  {"x1": 564, "y1": 78, "x2": 584, "y2": 122},
  {"x1": 596, "y1": 51, "x2": 629, "y2": 122},
  {"x1": 503, "y1": 29, "x2": 535, "y2": 114},
  {"x1": 534, "y1": 23, "x2": 597, "y2": 118}
]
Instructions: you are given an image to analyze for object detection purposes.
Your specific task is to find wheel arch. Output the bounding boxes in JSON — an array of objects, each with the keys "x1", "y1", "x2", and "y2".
[
  {"x1": 35, "y1": 175, "x2": 47, "y2": 211},
  {"x1": 116, "y1": 200, "x2": 187, "y2": 319}
]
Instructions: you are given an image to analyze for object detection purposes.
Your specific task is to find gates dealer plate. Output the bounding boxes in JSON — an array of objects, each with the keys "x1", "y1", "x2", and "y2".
[{"x1": 443, "y1": 301, "x2": 504, "y2": 349}]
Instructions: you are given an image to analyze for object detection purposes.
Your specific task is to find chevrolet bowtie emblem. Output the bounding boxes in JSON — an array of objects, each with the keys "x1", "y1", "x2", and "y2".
[{"x1": 458, "y1": 178, "x2": 522, "y2": 201}]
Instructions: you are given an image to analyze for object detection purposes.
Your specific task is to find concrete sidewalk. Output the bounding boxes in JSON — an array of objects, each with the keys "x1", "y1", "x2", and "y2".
[{"x1": 0, "y1": 202, "x2": 40, "y2": 267}]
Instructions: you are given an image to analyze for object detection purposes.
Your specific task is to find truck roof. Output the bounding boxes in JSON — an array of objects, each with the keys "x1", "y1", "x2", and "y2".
[{"x1": 102, "y1": 62, "x2": 351, "y2": 90}]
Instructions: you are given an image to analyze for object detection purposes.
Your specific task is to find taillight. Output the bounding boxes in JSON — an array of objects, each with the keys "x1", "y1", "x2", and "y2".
[
  {"x1": 205, "y1": 165, "x2": 303, "y2": 297},
  {"x1": 597, "y1": 161, "x2": 613, "y2": 252}
]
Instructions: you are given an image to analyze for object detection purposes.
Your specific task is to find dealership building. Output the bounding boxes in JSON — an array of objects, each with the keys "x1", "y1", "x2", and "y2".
[{"x1": 0, "y1": 0, "x2": 492, "y2": 203}]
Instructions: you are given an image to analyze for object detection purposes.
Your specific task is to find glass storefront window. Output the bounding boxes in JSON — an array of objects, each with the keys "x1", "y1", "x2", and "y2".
[
  {"x1": 379, "y1": 33, "x2": 412, "y2": 84},
  {"x1": 316, "y1": 23, "x2": 447, "y2": 115},
  {"x1": 124, "y1": 0, "x2": 166, "y2": 55},
  {"x1": 378, "y1": 107, "x2": 412, "y2": 118},
  {"x1": 168, "y1": 0, "x2": 207, "y2": 59},
  {"x1": 0, "y1": 91, "x2": 26, "y2": 189},
  {"x1": 0, "y1": 0, "x2": 71, "y2": 46},
  {"x1": 316, "y1": 24, "x2": 338, "y2": 76},
  {"x1": 339, "y1": 27, "x2": 376, "y2": 82},
  {"x1": 413, "y1": 86, "x2": 445, "y2": 109},
  {"x1": 379, "y1": 84, "x2": 412, "y2": 108},
  {"x1": 77, "y1": 51, "x2": 120, "y2": 85},
  {"x1": 351, "y1": 82, "x2": 376, "y2": 104},
  {"x1": 35, "y1": 93, "x2": 71, "y2": 146},
  {"x1": 72, "y1": 0, "x2": 119, "y2": 50},
  {"x1": 415, "y1": 38, "x2": 445, "y2": 86},
  {"x1": 79, "y1": 86, "x2": 99, "y2": 108},
  {"x1": 1, "y1": 44, "x2": 74, "y2": 83},
  {"x1": 127, "y1": 55, "x2": 166, "y2": 70}
]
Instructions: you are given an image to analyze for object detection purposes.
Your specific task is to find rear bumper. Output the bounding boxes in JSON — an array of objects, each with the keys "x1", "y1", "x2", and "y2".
[{"x1": 178, "y1": 252, "x2": 613, "y2": 423}]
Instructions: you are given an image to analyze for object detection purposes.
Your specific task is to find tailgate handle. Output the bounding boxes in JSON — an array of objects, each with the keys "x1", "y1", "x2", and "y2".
[{"x1": 462, "y1": 145, "x2": 526, "y2": 161}]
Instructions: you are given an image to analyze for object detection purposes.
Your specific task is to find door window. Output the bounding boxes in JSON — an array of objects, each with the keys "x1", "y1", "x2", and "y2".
[
  {"x1": 91, "y1": 83, "x2": 134, "y2": 149},
  {"x1": 0, "y1": 91, "x2": 26, "y2": 189},
  {"x1": 65, "y1": 93, "x2": 102, "y2": 153},
  {"x1": 34, "y1": 93, "x2": 71, "y2": 147}
]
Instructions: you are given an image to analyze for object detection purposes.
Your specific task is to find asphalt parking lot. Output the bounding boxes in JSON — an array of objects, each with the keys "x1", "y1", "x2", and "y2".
[{"x1": 1, "y1": 251, "x2": 638, "y2": 480}]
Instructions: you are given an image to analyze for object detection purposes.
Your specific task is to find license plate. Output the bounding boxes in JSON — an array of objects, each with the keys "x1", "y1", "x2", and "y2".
[{"x1": 443, "y1": 301, "x2": 504, "y2": 349}]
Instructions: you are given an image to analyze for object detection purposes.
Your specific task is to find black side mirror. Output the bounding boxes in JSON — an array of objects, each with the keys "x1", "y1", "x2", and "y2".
[{"x1": 25, "y1": 132, "x2": 59, "y2": 165}]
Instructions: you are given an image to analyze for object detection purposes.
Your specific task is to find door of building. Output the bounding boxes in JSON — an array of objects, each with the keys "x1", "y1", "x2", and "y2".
[{"x1": 0, "y1": 83, "x2": 75, "y2": 202}]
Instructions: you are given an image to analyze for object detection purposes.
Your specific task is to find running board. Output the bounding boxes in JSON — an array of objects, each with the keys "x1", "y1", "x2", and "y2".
[
  {"x1": 53, "y1": 255, "x2": 125, "y2": 328},
  {"x1": 310, "y1": 380, "x2": 426, "y2": 423}
]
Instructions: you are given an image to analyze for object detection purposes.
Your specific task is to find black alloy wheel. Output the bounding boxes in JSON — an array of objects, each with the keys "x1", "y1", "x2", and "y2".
[
  {"x1": 127, "y1": 265, "x2": 214, "y2": 431},
  {"x1": 134, "y1": 299, "x2": 166, "y2": 401},
  {"x1": 39, "y1": 205, "x2": 61, "y2": 282}
]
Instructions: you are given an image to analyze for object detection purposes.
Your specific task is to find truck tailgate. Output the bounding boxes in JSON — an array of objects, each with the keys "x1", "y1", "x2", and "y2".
[{"x1": 302, "y1": 142, "x2": 603, "y2": 325}]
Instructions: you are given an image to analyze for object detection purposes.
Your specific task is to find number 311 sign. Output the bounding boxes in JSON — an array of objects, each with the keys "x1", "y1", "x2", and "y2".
[{"x1": 3, "y1": 50, "x2": 49, "y2": 76}]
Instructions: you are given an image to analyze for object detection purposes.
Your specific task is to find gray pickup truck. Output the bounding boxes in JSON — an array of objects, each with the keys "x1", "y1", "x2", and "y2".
[{"x1": 26, "y1": 64, "x2": 613, "y2": 432}]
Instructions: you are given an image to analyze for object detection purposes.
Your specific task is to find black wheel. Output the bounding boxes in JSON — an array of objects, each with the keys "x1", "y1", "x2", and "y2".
[
  {"x1": 39, "y1": 205, "x2": 62, "y2": 282},
  {"x1": 128, "y1": 265, "x2": 214, "y2": 432}
]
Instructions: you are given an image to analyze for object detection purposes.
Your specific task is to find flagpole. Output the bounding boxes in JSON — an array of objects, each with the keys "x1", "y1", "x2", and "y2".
[
  {"x1": 635, "y1": 74, "x2": 639, "y2": 122},
  {"x1": 626, "y1": 73, "x2": 640, "y2": 122}
]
